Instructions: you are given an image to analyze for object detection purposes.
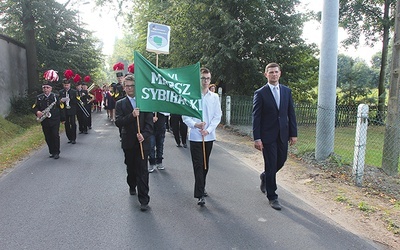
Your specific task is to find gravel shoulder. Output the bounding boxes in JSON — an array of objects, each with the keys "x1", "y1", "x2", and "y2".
[{"x1": 217, "y1": 126, "x2": 400, "y2": 250}]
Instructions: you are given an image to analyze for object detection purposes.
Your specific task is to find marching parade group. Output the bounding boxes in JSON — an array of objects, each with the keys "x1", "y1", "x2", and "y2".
[
  {"x1": 33, "y1": 63, "x2": 222, "y2": 211},
  {"x1": 33, "y1": 61, "x2": 297, "y2": 212}
]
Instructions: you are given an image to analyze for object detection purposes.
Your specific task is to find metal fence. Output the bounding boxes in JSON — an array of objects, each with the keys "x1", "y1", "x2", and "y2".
[{"x1": 221, "y1": 95, "x2": 389, "y2": 169}]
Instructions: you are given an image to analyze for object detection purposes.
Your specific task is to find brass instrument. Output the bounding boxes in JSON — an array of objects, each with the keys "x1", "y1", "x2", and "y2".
[
  {"x1": 37, "y1": 100, "x2": 57, "y2": 122},
  {"x1": 87, "y1": 83, "x2": 95, "y2": 92},
  {"x1": 65, "y1": 92, "x2": 71, "y2": 109},
  {"x1": 76, "y1": 96, "x2": 90, "y2": 118}
]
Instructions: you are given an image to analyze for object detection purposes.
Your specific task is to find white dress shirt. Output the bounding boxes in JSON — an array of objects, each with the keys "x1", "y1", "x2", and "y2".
[{"x1": 183, "y1": 91, "x2": 222, "y2": 142}]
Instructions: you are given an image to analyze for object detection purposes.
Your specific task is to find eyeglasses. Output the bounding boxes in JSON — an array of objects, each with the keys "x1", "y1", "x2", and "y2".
[
  {"x1": 125, "y1": 85, "x2": 135, "y2": 88},
  {"x1": 201, "y1": 77, "x2": 211, "y2": 81}
]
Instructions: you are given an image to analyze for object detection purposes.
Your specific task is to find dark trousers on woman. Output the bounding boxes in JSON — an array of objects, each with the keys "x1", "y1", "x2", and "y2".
[
  {"x1": 189, "y1": 141, "x2": 213, "y2": 198},
  {"x1": 123, "y1": 146, "x2": 150, "y2": 205},
  {"x1": 170, "y1": 114, "x2": 187, "y2": 146}
]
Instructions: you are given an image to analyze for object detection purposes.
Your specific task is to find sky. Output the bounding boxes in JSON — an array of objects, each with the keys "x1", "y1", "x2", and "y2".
[{"x1": 76, "y1": 0, "x2": 380, "y2": 62}]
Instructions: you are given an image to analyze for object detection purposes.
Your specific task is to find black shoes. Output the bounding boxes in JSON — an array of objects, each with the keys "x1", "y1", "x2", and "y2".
[
  {"x1": 269, "y1": 199, "x2": 282, "y2": 210},
  {"x1": 177, "y1": 144, "x2": 182, "y2": 147},
  {"x1": 197, "y1": 197, "x2": 205, "y2": 206},
  {"x1": 71, "y1": 141, "x2": 76, "y2": 144},
  {"x1": 50, "y1": 154, "x2": 59, "y2": 159},
  {"x1": 260, "y1": 172, "x2": 266, "y2": 193},
  {"x1": 129, "y1": 188, "x2": 136, "y2": 195},
  {"x1": 68, "y1": 141, "x2": 72, "y2": 143},
  {"x1": 183, "y1": 144, "x2": 187, "y2": 148},
  {"x1": 140, "y1": 204, "x2": 149, "y2": 211}
]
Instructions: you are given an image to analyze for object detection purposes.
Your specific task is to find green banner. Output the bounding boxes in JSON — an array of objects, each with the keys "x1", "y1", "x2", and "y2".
[{"x1": 134, "y1": 51, "x2": 202, "y2": 120}]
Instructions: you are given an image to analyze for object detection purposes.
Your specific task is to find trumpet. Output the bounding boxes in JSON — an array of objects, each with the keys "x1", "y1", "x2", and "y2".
[
  {"x1": 37, "y1": 100, "x2": 57, "y2": 122},
  {"x1": 65, "y1": 92, "x2": 71, "y2": 109}
]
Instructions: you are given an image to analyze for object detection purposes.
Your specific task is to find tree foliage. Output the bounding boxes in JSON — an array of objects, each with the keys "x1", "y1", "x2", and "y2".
[
  {"x1": 336, "y1": 54, "x2": 379, "y2": 106},
  {"x1": 0, "y1": 0, "x2": 103, "y2": 91},
  {"x1": 339, "y1": 0, "x2": 396, "y2": 113},
  {"x1": 102, "y1": 0, "x2": 319, "y2": 98}
]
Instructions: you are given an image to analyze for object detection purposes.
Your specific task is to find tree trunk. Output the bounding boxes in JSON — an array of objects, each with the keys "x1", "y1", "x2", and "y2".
[
  {"x1": 377, "y1": 0, "x2": 391, "y2": 123},
  {"x1": 21, "y1": 0, "x2": 39, "y2": 94},
  {"x1": 382, "y1": 0, "x2": 400, "y2": 176}
]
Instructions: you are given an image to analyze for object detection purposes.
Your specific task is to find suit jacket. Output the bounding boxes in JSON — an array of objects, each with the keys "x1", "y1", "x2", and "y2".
[
  {"x1": 59, "y1": 88, "x2": 78, "y2": 116},
  {"x1": 252, "y1": 83, "x2": 297, "y2": 144},
  {"x1": 115, "y1": 96, "x2": 153, "y2": 150}
]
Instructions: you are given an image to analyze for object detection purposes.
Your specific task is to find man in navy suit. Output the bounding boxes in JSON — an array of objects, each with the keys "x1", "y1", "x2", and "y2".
[
  {"x1": 115, "y1": 74, "x2": 154, "y2": 211},
  {"x1": 252, "y1": 63, "x2": 297, "y2": 210}
]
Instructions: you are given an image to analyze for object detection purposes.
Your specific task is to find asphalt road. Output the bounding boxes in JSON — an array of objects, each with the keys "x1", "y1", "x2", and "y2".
[{"x1": 0, "y1": 112, "x2": 382, "y2": 250}]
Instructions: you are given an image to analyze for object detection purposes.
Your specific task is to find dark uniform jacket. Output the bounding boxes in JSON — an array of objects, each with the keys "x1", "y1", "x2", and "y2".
[
  {"x1": 113, "y1": 83, "x2": 126, "y2": 101},
  {"x1": 59, "y1": 88, "x2": 78, "y2": 116},
  {"x1": 115, "y1": 97, "x2": 153, "y2": 151},
  {"x1": 32, "y1": 92, "x2": 64, "y2": 126}
]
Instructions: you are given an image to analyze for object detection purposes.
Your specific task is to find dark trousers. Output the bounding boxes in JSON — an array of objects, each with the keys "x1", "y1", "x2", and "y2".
[
  {"x1": 190, "y1": 141, "x2": 213, "y2": 198},
  {"x1": 42, "y1": 123, "x2": 60, "y2": 155},
  {"x1": 123, "y1": 146, "x2": 150, "y2": 205},
  {"x1": 77, "y1": 110, "x2": 88, "y2": 132},
  {"x1": 149, "y1": 125, "x2": 166, "y2": 165},
  {"x1": 64, "y1": 114, "x2": 76, "y2": 141},
  {"x1": 170, "y1": 114, "x2": 187, "y2": 145},
  {"x1": 261, "y1": 138, "x2": 288, "y2": 201},
  {"x1": 85, "y1": 104, "x2": 92, "y2": 128}
]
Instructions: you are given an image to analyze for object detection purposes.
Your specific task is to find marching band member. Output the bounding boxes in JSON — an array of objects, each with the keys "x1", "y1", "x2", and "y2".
[
  {"x1": 59, "y1": 70, "x2": 78, "y2": 144},
  {"x1": 82, "y1": 77, "x2": 94, "y2": 129},
  {"x1": 32, "y1": 70, "x2": 64, "y2": 159},
  {"x1": 75, "y1": 74, "x2": 90, "y2": 134}
]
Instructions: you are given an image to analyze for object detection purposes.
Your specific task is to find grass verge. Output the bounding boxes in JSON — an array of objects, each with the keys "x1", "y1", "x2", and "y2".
[{"x1": 0, "y1": 114, "x2": 45, "y2": 174}]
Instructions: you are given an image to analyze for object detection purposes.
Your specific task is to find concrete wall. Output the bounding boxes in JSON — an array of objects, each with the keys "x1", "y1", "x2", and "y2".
[{"x1": 0, "y1": 34, "x2": 28, "y2": 118}]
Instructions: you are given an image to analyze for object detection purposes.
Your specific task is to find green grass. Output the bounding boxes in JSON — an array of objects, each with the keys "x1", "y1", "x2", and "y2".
[
  {"x1": 296, "y1": 125, "x2": 388, "y2": 169},
  {"x1": 0, "y1": 114, "x2": 45, "y2": 173}
]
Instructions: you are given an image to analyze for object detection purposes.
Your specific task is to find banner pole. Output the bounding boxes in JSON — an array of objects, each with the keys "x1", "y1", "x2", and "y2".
[
  {"x1": 136, "y1": 115, "x2": 145, "y2": 160},
  {"x1": 202, "y1": 136, "x2": 207, "y2": 170}
]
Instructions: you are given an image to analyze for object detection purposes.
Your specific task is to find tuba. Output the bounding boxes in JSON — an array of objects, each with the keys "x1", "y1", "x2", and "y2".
[{"x1": 37, "y1": 100, "x2": 57, "y2": 122}]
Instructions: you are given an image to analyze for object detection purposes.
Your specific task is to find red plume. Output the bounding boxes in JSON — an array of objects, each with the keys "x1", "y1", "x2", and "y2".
[
  {"x1": 64, "y1": 69, "x2": 74, "y2": 80},
  {"x1": 113, "y1": 62, "x2": 125, "y2": 71},
  {"x1": 84, "y1": 75, "x2": 91, "y2": 83},
  {"x1": 73, "y1": 74, "x2": 81, "y2": 83},
  {"x1": 43, "y1": 70, "x2": 59, "y2": 82},
  {"x1": 128, "y1": 63, "x2": 134, "y2": 74}
]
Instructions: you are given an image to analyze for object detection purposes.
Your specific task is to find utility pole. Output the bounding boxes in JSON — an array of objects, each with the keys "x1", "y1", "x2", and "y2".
[
  {"x1": 382, "y1": 0, "x2": 400, "y2": 176},
  {"x1": 315, "y1": 0, "x2": 339, "y2": 161}
]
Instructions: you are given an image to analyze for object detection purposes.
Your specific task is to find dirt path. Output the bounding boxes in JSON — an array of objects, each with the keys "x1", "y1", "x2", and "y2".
[{"x1": 217, "y1": 126, "x2": 400, "y2": 250}]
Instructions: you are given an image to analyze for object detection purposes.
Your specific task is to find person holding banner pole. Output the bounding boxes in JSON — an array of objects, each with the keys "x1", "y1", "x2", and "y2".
[
  {"x1": 115, "y1": 74, "x2": 154, "y2": 211},
  {"x1": 183, "y1": 68, "x2": 222, "y2": 206}
]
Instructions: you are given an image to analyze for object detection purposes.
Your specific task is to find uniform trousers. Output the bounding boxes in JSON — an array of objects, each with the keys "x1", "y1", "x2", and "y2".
[
  {"x1": 123, "y1": 146, "x2": 150, "y2": 205},
  {"x1": 189, "y1": 141, "x2": 213, "y2": 198},
  {"x1": 64, "y1": 114, "x2": 76, "y2": 141},
  {"x1": 77, "y1": 110, "x2": 88, "y2": 133},
  {"x1": 42, "y1": 123, "x2": 60, "y2": 155}
]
